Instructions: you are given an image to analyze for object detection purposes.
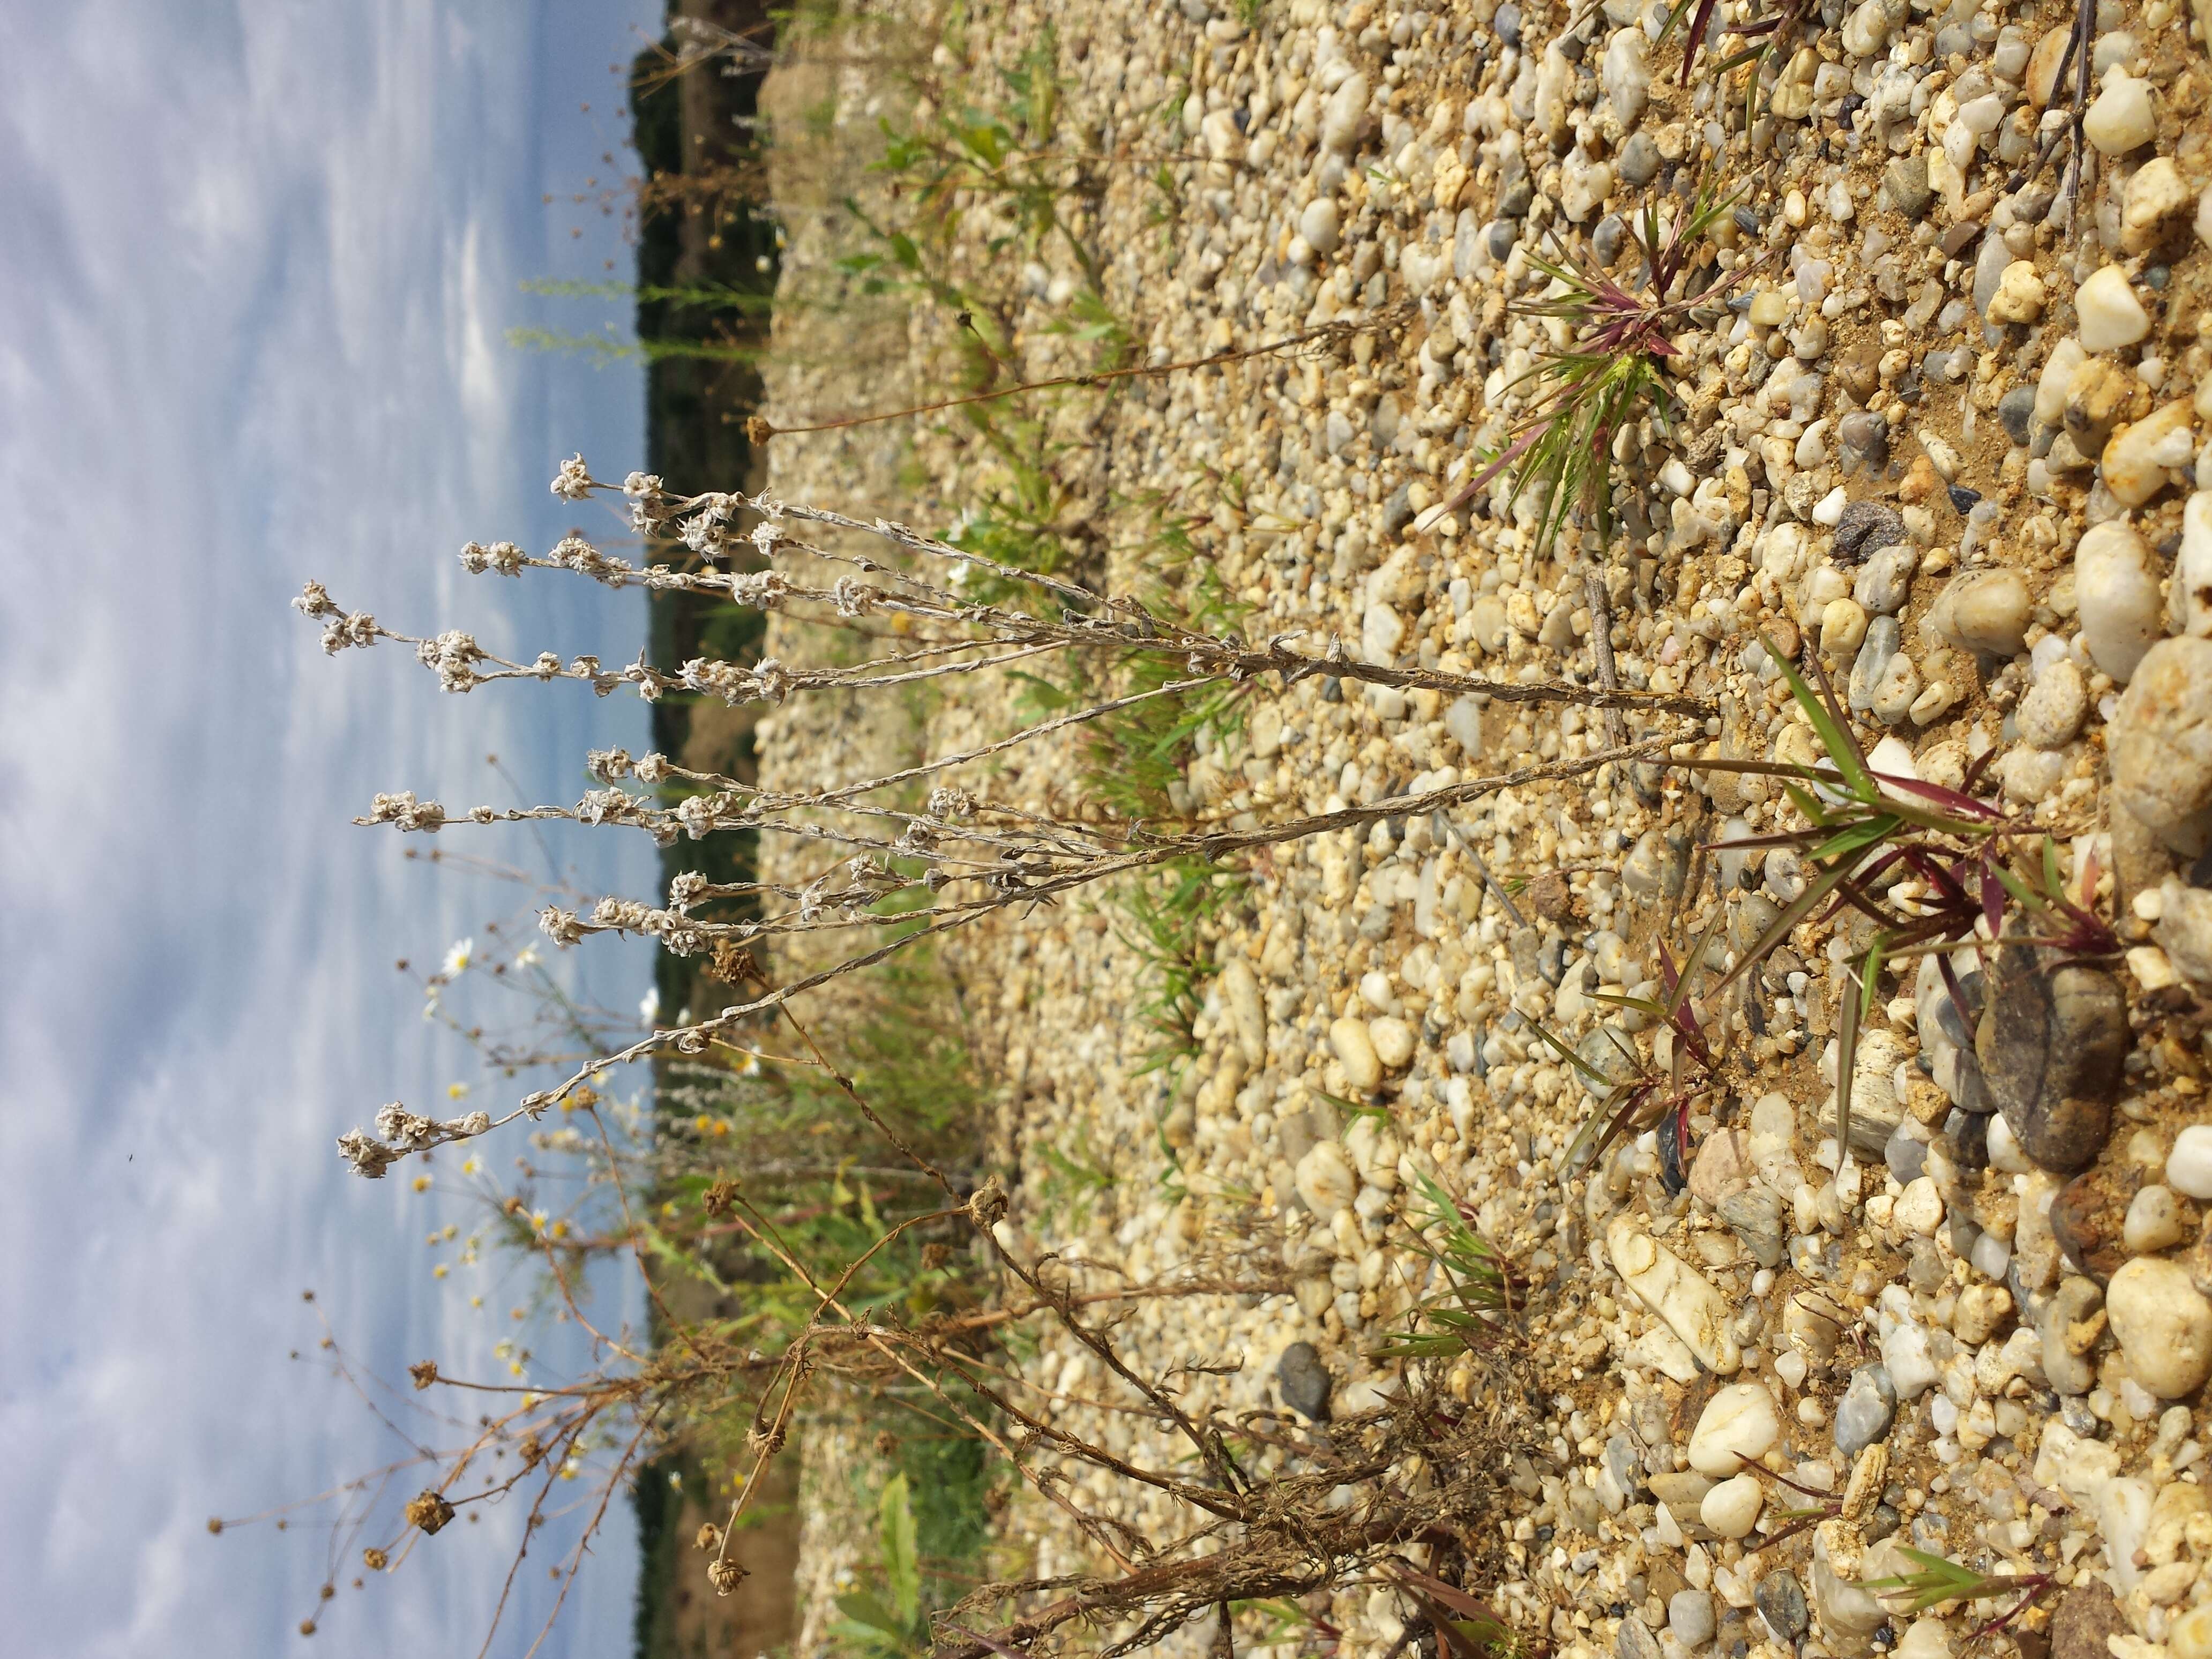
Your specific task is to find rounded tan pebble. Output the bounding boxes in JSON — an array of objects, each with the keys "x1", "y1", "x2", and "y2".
[
  {"x1": 1688, "y1": 1381, "x2": 1781, "y2": 1475},
  {"x1": 2077, "y1": 265, "x2": 2152, "y2": 352},
  {"x1": 1369, "y1": 1015, "x2": 1415, "y2": 1070},
  {"x1": 2106, "y1": 1257, "x2": 2212, "y2": 1398},
  {"x1": 1821, "y1": 596, "x2": 1870, "y2": 656},
  {"x1": 1987, "y1": 261, "x2": 2045, "y2": 324},
  {"x1": 1952, "y1": 1282, "x2": 2013, "y2": 1344},
  {"x1": 1329, "y1": 1016, "x2": 1383, "y2": 1092},
  {"x1": 1295, "y1": 1141, "x2": 1357, "y2": 1216},
  {"x1": 2171, "y1": 1603, "x2": 2212, "y2": 1659},
  {"x1": 1895, "y1": 1176, "x2": 1945, "y2": 1236},
  {"x1": 2124, "y1": 1185, "x2": 2185, "y2": 1252},
  {"x1": 1943, "y1": 569, "x2": 2032, "y2": 655},
  {"x1": 1701, "y1": 1473, "x2": 1765, "y2": 1538},
  {"x1": 2110, "y1": 639, "x2": 2212, "y2": 848}
]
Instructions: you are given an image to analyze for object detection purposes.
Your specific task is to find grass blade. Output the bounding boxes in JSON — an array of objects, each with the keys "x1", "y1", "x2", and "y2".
[{"x1": 1762, "y1": 636, "x2": 1872, "y2": 801}]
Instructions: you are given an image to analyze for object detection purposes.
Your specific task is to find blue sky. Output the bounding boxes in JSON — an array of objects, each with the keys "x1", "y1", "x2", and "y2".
[{"x1": 0, "y1": 2, "x2": 674, "y2": 1651}]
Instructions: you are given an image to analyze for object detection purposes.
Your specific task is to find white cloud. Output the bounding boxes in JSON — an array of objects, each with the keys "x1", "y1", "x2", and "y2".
[{"x1": 0, "y1": 2, "x2": 666, "y2": 1651}]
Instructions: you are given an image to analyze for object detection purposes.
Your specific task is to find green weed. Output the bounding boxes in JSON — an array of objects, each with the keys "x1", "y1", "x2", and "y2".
[{"x1": 1423, "y1": 177, "x2": 1752, "y2": 558}]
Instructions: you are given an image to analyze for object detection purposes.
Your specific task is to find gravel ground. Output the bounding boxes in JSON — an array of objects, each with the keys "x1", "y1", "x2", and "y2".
[{"x1": 744, "y1": 2, "x2": 2212, "y2": 1656}]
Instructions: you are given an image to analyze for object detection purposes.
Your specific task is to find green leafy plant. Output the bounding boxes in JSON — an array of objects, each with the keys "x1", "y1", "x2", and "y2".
[
  {"x1": 1686, "y1": 640, "x2": 2117, "y2": 1154},
  {"x1": 833, "y1": 1474, "x2": 929, "y2": 1656},
  {"x1": 1860, "y1": 1548, "x2": 2053, "y2": 1638},
  {"x1": 1419, "y1": 178, "x2": 1757, "y2": 557},
  {"x1": 1370, "y1": 1169, "x2": 1519, "y2": 1358},
  {"x1": 1657, "y1": 0, "x2": 1819, "y2": 121},
  {"x1": 1528, "y1": 902, "x2": 1729, "y2": 1182}
]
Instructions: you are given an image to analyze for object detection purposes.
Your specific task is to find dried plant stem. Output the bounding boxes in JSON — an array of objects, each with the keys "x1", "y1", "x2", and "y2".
[
  {"x1": 744, "y1": 305, "x2": 1418, "y2": 444},
  {"x1": 1583, "y1": 566, "x2": 1630, "y2": 750},
  {"x1": 429, "y1": 730, "x2": 1692, "y2": 1153}
]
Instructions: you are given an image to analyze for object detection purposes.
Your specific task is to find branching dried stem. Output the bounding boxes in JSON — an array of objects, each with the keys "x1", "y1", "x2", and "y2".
[
  {"x1": 284, "y1": 451, "x2": 1611, "y2": 1651},
  {"x1": 745, "y1": 304, "x2": 1418, "y2": 442}
]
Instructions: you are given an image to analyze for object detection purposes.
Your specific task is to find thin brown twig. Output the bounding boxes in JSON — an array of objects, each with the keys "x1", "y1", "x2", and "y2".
[{"x1": 748, "y1": 306, "x2": 1417, "y2": 442}]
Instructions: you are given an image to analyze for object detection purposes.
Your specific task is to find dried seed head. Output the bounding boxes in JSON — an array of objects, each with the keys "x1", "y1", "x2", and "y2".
[
  {"x1": 921, "y1": 1242, "x2": 953, "y2": 1271},
  {"x1": 299, "y1": 1619, "x2": 317, "y2": 1636},
  {"x1": 319, "y1": 1584, "x2": 335, "y2": 1601},
  {"x1": 966, "y1": 1176, "x2": 1008, "y2": 1231},
  {"x1": 362, "y1": 1548, "x2": 388, "y2": 1572},
  {"x1": 875, "y1": 1429, "x2": 899, "y2": 1457},
  {"x1": 517, "y1": 1433, "x2": 545, "y2": 1470},
  {"x1": 207, "y1": 1517, "x2": 223, "y2": 1535},
  {"x1": 694, "y1": 1523, "x2": 722, "y2": 1552},
  {"x1": 403, "y1": 1491, "x2": 456, "y2": 1536},
  {"x1": 703, "y1": 1178, "x2": 740, "y2": 1219},
  {"x1": 707, "y1": 1558, "x2": 749, "y2": 1596},
  {"x1": 408, "y1": 1361, "x2": 438, "y2": 1391}
]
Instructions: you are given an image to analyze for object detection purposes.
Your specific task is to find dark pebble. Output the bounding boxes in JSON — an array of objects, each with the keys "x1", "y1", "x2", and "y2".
[
  {"x1": 1494, "y1": 1, "x2": 1522, "y2": 43},
  {"x1": 1947, "y1": 484, "x2": 1982, "y2": 514},
  {"x1": 1321, "y1": 676, "x2": 1342, "y2": 701},
  {"x1": 1497, "y1": 150, "x2": 1533, "y2": 219},
  {"x1": 2052, "y1": 1583, "x2": 2129, "y2": 1659},
  {"x1": 1838, "y1": 411, "x2": 1890, "y2": 476},
  {"x1": 1976, "y1": 948, "x2": 2128, "y2": 1172},
  {"x1": 1733, "y1": 206, "x2": 1761, "y2": 236},
  {"x1": 1657, "y1": 1107, "x2": 1688, "y2": 1194},
  {"x1": 1834, "y1": 499, "x2": 1908, "y2": 563},
  {"x1": 1619, "y1": 131, "x2": 1662, "y2": 188},
  {"x1": 1592, "y1": 213, "x2": 1626, "y2": 265},
  {"x1": 2050, "y1": 1166, "x2": 2134, "y2": 1284},
  {"x1": 1999, "y1": 385, "x2": 2037, "y2": 446},
  {"x1": 1755, "y1": 1571, "x2": 1809, "y2": 1645},
  {"x1": 1865, "y1": 1503, "x2": 1902, "y2": 1543},
  {"x1": 2146, "y1": 265, "x2": 2170, "y2": 291},
  {"x1": 1275, "y1": 1341, "x2": 1333, "y2": 1421},
  {"x1": 1381, "y1": 483, "x2": 1415, "y2": 536},
  {"x1": 1488, "y1": 219, "x2": 1518, "y2": 260}
]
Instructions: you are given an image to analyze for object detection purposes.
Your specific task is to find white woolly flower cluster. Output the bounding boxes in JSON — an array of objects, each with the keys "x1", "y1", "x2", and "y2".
[
  {"x1": 679, "y1": 656, "x2": 793, "y2": 706},
  {"x1": 623, "y1": 472, "x2": 666, "y2": 535},
  {"x1": 415, "y1": 630, "x2": 484, "y2": 693},
  {"x1": 575, "y1": 788, "x2": 647, "y2": 828},
  {"x1": 675, "y1": 793, "x2": 730, "y2": 840},
  {"x1": 831, "y1": 577, "x2": 880, "y2": 617},
  {"x1": 458, "y1": 540, "x2": 525, "y2": 577},
  {"x1": 539, "y1": 906, "x2": 584, "y2": 946},
  {"x1": 680, "y1": 494, "x2": 740, "y2": 557},
  {"x1": 587, "y1": 747, "x2": 634, "y2": 782},
  {"x1": 295, "y1": 581, "x2": 378, "y2": 653},
  {"x1": 587, "y1": 895, "x2": 706, "y2": 955},
  {"x1": 337, "y1": 1103, "x2": 493, "y2": 1179},
  {"x1": 928, "y1": 786, "x2": 976, "y2": 820},
  {"x1": 368, "y1": 791, "x2": 446, "y2": 832},
  {"x1": 728, "y1": 570, "x2": 790, "y2": 608},
  {"x1": 547, "y1": 535, "x2": 633, "y2": 587},
  {"x1": 550, "y1": 453, "x2": 592, "y2": 500}
]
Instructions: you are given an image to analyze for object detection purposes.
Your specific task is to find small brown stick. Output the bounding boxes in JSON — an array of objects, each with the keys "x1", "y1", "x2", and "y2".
[
  {"x1": 745, "y1": 305, "x2": 1416, "y2": 443},
  {"x1": 1583, "y1": 565, "x2": 1630, "y2": 750}
]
